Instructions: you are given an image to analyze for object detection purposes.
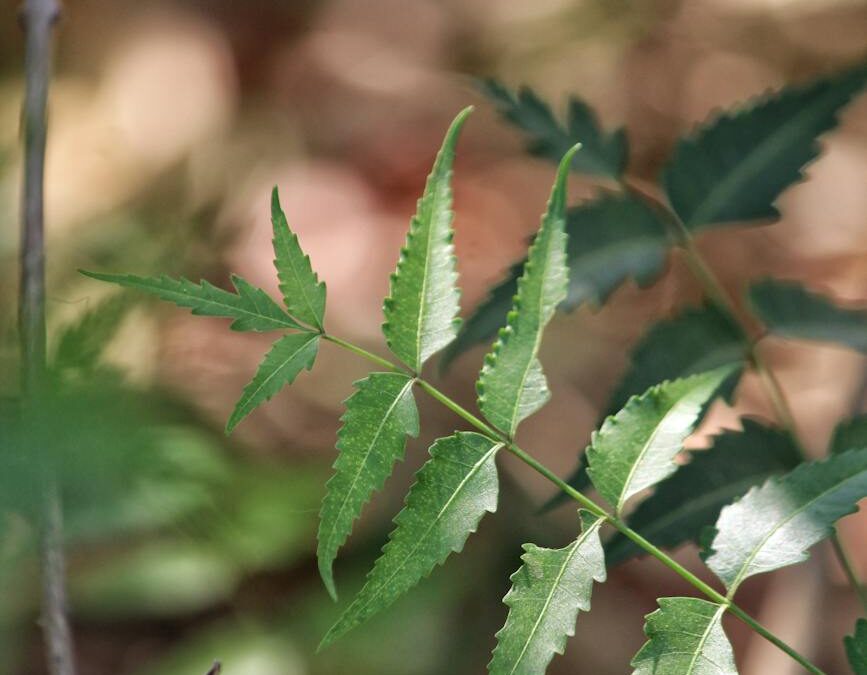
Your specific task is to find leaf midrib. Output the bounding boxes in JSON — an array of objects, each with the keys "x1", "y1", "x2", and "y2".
[
  {"x1": 726, "y1": 468, "x2": 866, "y2": 592},
  {"x1": 507, "y1": 519, "x2": 601, "y2": 674},
  {"x1": 324, "y1": 377, "x2": 415, "y2": 554},
  {"x1": 616, "y1": 396, "x2": 689, "y2": 514},
  {"x1": 685, "y1": 604, "x2": 726, "y2": 674},
  {"x1": 238, "y1": 335, "x2": 317, "y2": 411},
  {"x1": 344, "y1": 442, "x2": 502, "y2": 621},
  {"x1": 686, "y1": 89, "x2": 839, "y2": 226},
  {"x1": 507, "y1": 222, "x2": 562, "y2": 435},
  {"x1": 276, "y1": 229, "x2": 323, "y2": 330}
]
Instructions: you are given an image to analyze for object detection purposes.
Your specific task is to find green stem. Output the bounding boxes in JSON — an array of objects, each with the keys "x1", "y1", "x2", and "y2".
[
  {"x1": 321, "y1": 334, "x2": 409, "y2": 374},
  {"x1": 326, "y1": 333, "x2": 826, "y2": 674},
  {"x1": 832, "y1": 534, "x2": 867, "y2": 615}
]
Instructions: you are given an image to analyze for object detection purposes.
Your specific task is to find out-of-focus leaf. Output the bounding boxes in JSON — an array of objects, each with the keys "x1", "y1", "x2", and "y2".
[
  {"x1": 831, "y1": 414, "x2": 867, "y2": 455},
  {"x1": 478, "y1": 79, "x2": 627, "y2": 178},
  {"x1": 587, "y1": 366, "x2": 739, "y2": 515},
  {"x1": 631, "y1": 597, "x2": 737, "y2": 675},
  {"x1": 321, "y1": 432, "x2": 502, "y2": 647},
  {"x1": 318, "y1": 373, "x2": 419, "y2": 600},
  {"x1": 271, "y1": 187, "x2": 327, "y2": 330},
  {"x1": 606, "y1": 419, "x2": 801, "y2": 564},
  {"x1": 663, "y1": 62, "x2": 867, "y2": 230},
  {"x1": 749, "y1": 279, "x2": 867, "y2": 352},
  {"x1": 441, "y1": 193, "x2": 669, "y2": 371},
  {"x1": 71, "y1": 542, "x2": 240, "y2": 619},
  {"x1": 705, "y1": 449, "x2": 867, "y2": 592},
  {"x1": 477, "y1": 147, "x2": 576, "y2": 436},
  {"x1": 226, "y1": 333, "x2": 319, "y2": 433},
  {"x1": 489, "y1": 511, "x2": 605, "y2": 675},
  {"x1": 382, "y1": 108, "x2": 469, "y2": 372},
  {"x1": 54, "y1": 293, "x2": 132, "y2": 371},
  {"x1": 606, "y1": 305, "x2": 745, "y2": 417},
  {"x1": 846, "y1": 618, "x2": 867, "y2": 675}
]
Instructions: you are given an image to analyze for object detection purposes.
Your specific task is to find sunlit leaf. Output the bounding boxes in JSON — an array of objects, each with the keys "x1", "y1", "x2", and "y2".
[
  {"x1": 705, "y1": 448, "x2": 867, "y2": 592},
  {"x1": 382, "y1": 108, "x2": 470, "y2": 371},
  {"x1": 477, "y1": 146, "x2": 578, "y2": 436},
  {"x1": 489, "y1": 511, "x2": 605, "y2": 675},
  {"x1": 271, "y1": 187, "x2": 327, "y2": 330},
  {"x1": 606, "y1": 419, "x2": 800, "y2": 564},
  {"x1": 631, "y1": 597, "x2": 737, "y2": 675},
  {"x1": 587, "y1": 365, "x2": 738, "y2": 515},
  {"x1": 441, "y1": 193, "x2": 669, "y2": 370}
]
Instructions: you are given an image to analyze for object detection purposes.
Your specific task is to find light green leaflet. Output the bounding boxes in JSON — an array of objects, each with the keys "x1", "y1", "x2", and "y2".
[
  {"x1": 749, "y1": 279, "x2": 867, "y2": 353},
  {"x1": 477, "y1": 145, "x2": 579, "y2": 436},
  {"x1": 320, "y1": 432, "x2": 502, "y2": 648},
  {"x1": 705, "y1": 448, "x2": 867, "y2": 592},
  {"x1": 271, "y1": 187, "x2": 327, "y2": 330},
  {"x1": 317, "y1": 373, "x2": 419, "y2": 600},
  {"x1": 586, "y1": 365, "x2": 738, "y2": 515},
  {"x1": 382, "y1": 108, "x2": 471, "y2": 372},
  {"x1": 846, "y1": 619, "x2": 867, "y2": 675},
  {"x1": 606, "y1": 419, "x2": 801, "y2": 565},
  {"x1": 663, "y1": 62, "x2": 867, "y2": 230},
  {"x1": 489, "y1": 511, "x2": 605, "y2": 675},
  {"x1": 631, "y1": 598, "x2": 737, "y2": 675},
  {"x1": 226, "y1": 333, "x2": 319, "y2": 433},
  {"x1": 80, "y1": 271, "x2": 302, "y2": 332}
]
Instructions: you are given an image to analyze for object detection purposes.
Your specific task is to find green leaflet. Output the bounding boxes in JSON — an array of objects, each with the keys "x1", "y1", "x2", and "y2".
[
  {"x1": 477, "y1": 146, "x2": 578, "y2": 436},
  {"x1": 663, "y1": 61, "x2": 867, "y2": 230},
  {"x1": 606, "y1": 419, "x2": 801, "y2": 564},
  {"x1": 606, "y1": 304, "x2": 745, "y2": 417},
  {"x1": 631, "y1": 598, "x2": 737, "y2": 675},
  {"x1": 80, "y1": 271, "x2": 302, "y2": 333},
  {"x1": 749, "y1": 279, "x2": 867, "y2": 353},
  {"x1": 320, "y1": 432, "x2": 502, "y2": 647},
  {"x1": 831, "y1": 414, "x2": 867, "y2": 455},
  {"x1": 317, "y1": 373, "x2": 419, "y2": 600},
  {"x1": 226, "y1": 333, "x2": 319, "y2": 433},
  {"x1": 586, "y1": 365, "x2": 738, "y2": 515},
  {"x1": 441, "y1": 193, "x2": 669, "y2": 371},
  {"x1": 846, "y1": 619, "x2": 867, "y2": 675},
  {"x1": 382, "y1": 108, "x2": 470, "y2": 372},
  {"x1": 271, "y1": 187, "x2": 327, "y2": 330},
  {"x1": 54, "y1": 293, "x2": 132, "y2": 371},
  {"x1": 489, "y1": 511, "x2": 605, "y2": 675},
  {"x1": 705, "y1": 448, "x2": 867, "y2": 592},
  {"x1": 478, "y1": 79, "x2": 627, "y2": 178}
]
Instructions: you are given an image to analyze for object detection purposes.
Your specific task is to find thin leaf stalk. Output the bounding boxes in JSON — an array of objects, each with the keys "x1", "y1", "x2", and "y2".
[{"x1": 325, "y1": 333, "x2": 826, "y2": 674}]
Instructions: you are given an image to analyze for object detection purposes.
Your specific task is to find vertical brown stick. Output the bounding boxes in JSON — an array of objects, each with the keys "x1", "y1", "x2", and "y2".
[{"x1": 18, "y1": 1, "x2": 74, "y2": 674}]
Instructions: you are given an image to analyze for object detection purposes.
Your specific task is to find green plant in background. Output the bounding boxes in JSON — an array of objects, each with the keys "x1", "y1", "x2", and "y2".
[{"x1": 86, "y1": 59, "x2": 867, "y2": 675}]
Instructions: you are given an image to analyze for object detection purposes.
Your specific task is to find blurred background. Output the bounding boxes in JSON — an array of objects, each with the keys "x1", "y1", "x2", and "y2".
[{"x1": 1, "y1": 0, "x2": 866, "y2": 673}]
